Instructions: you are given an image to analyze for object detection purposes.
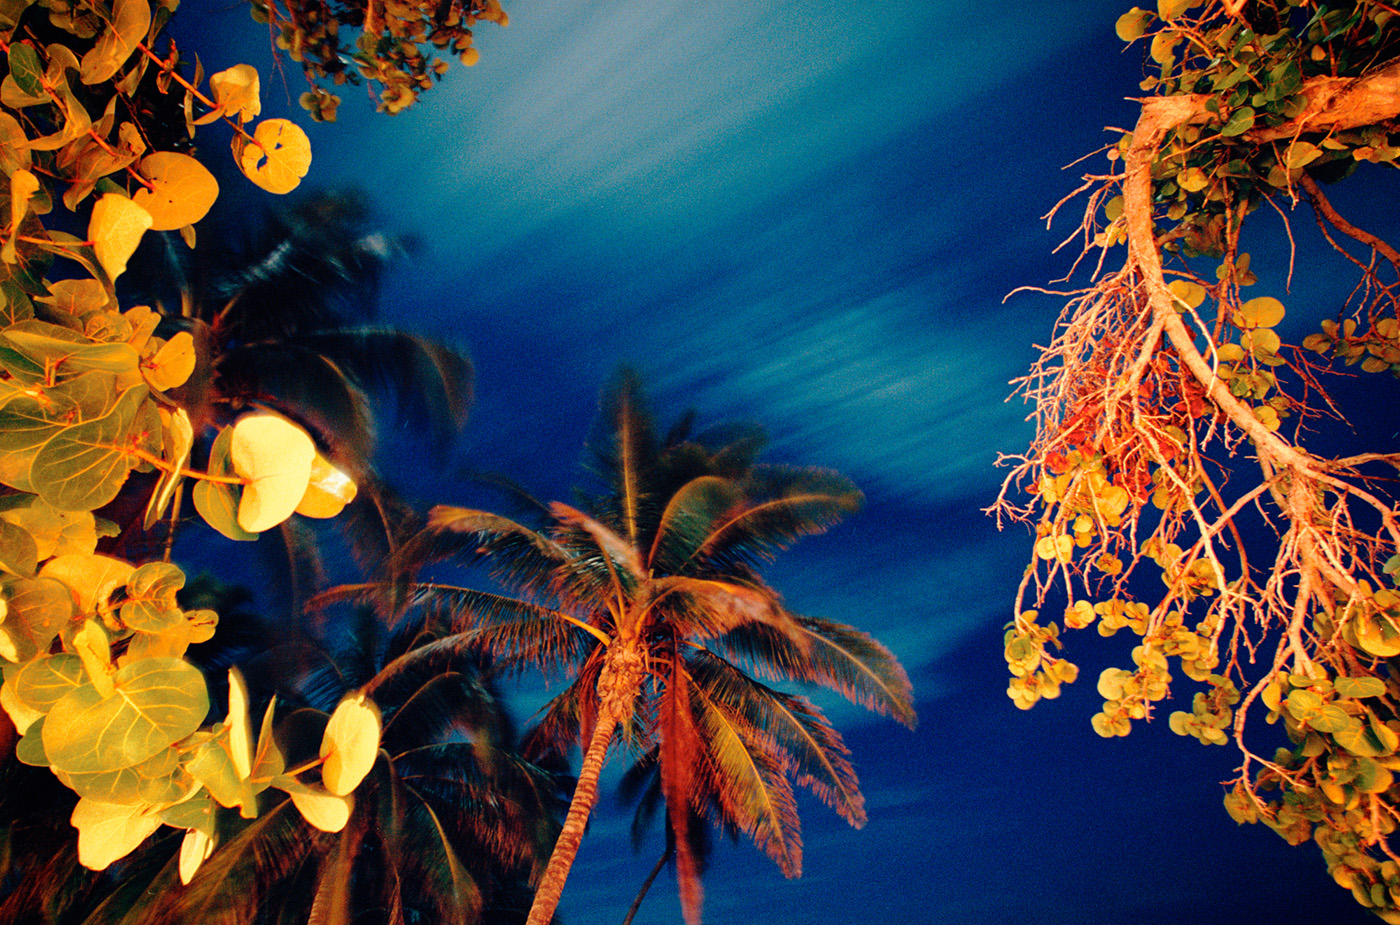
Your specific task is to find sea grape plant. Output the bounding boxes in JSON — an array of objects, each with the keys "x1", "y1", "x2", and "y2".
[{"x1": 995, "y1": 1, "x2": 1400, "y2": 916}]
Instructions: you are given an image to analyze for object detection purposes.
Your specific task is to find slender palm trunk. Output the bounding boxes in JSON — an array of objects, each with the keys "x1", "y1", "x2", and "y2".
[
  {"x1": 525, "y1": 713, "x2": 618, "y2": 925},
  {"x1": 620, "y1": 845, "x2": 672, "y2": 925}
]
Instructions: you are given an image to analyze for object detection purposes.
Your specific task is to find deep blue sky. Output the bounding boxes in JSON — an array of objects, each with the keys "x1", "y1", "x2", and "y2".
[{"x1": 174, "y1": 2, "x2": 1390, "y2": 922}]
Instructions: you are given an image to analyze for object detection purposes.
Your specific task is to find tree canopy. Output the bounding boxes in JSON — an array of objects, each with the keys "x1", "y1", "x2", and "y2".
[{"x1": 996, "y1": 1, "x2": 1400, "y2": 917}]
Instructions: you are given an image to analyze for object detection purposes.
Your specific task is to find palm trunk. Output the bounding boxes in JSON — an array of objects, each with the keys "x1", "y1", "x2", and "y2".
[
  {"x1": 620, "y1": 845, "x2": 672, "y2": 925},
  {"x1": 528, "y1": 642, "x2": 647, "y2": 925},
  {"x1": 526, "y1": 712, "x2": 618, "y2": 925}
]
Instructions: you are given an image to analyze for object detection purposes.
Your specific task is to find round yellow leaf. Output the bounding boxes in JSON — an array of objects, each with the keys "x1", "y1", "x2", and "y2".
[
  {"x1": 89, "y1": 194, "x2": 153, "y2": 282},
  {"x1": 320, "y1": 692, "x2": 380, "y2": 796},
  {"x1": 1178, "y1": 167, "x2": 1209, "y2": 193},
  {"x1": 295, "y1": 453, "x2": 358, "y2": 519},
  {"x1": 238, "y1": 119, "x2": 312, "y2": 195},
  {"x1": 39, "y1": 554, "x2": 134, "y2": 617},
  {"x1": 131, "y1": 153, "x2": 220, "y2": 231},
  {"x1": 229, "y1": 412, "x2": 317, "y2": 533},
  {"x1": 1239, "y1": 296, "x2": 1286, "y2": 329},
  {"x1": 210, "y1": 64, "x2": 261, "y2": 123},
  {"x1": 1167, "y1": 279, "x2": 1206, "y2": 310},
  {"x1": 143, "y1": 331, "x2": 197, "y2": 391},
  {"x1": 289, "y1": 787, "x2": 353, "y2": 832},
  {"x1": 72, "y1": 798, "x2": 163, "y2": 870}
]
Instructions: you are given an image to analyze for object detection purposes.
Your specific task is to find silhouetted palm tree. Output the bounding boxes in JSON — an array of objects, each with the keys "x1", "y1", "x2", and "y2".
[{"x1": 334, "y1": 370, "x2": 917, "y2": 925}]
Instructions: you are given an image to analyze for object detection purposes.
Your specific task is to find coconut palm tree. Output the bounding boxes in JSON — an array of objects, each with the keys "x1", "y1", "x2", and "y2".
[{"x1": 341, "y1": 369, "x2": 917, "y2": 925}]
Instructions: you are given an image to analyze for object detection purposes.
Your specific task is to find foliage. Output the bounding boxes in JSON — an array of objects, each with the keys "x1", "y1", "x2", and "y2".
[
  {"x1": 250, "y1": 0, "x2": 510, "y2": 118},
  {"x1": 0, "y1": 0, "x2": 469, "y2": 893},
  {"x1": 320, "y1": 371, "x2": 917, "y2": 925},
  {"x1": 995, "y1": 0, "x2": 1400, "y2": 916}
]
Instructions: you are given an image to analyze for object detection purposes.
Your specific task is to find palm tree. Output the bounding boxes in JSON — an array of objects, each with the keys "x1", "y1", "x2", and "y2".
[{"x1": 350, "y1": 369, "x2": 916, "y2": 925}]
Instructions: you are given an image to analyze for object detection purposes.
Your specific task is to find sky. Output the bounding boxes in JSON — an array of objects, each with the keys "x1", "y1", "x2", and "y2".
[{"x1": 171, "y1": 2, "x2": 1393, "y2": 923}]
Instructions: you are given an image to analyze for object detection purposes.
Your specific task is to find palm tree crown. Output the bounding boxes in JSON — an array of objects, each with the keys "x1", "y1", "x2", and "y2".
[{"x1": 355, "y1": 369, "x2": 916, "y2": 925}]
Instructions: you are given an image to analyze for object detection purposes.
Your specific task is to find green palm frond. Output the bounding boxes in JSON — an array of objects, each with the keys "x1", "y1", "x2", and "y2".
[
  {"x1": 587, "y1": 367, "x2": 660, "y2": 547},
  {"x1": 713, "y1": 618, "x2": 916, "y2": 728},
  {"x1": 215, "y1": 343, "x2": 375, "y2": 461},
  {"x1": 398, "y1": 781, "x2": 485, "y2": 923},
  {"x1": 688, "y1": 650, "x2": 865, "y2": 827},
  {"x1": 693, "y1": 467, "x2": 862, "y2": 571},
  {"x1": 686, "y1": 667, "x2": 803, "y2": 878},
  {"x1": 646, "y1": 475, "x2": 743, "y2": 573},
  {"x1": 291, "y1": 329, "x2": 473, "y2": 449}
]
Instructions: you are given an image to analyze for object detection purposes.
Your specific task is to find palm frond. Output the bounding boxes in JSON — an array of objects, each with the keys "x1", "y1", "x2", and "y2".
[
  {"x1": 686, "y1": 667, "x2": 803, "y2": 878},
  {"x1": 293, "y1": 328, "x2": 473, "y2": 449},
  {"x1": 398, "y1": 781, "x2": 485, "y2": 924},
  {"x1": 648, "y1": 576, "x2": 807, "y2": 646},
  {"x1": 395, "y1": 506, "x2": 567, "y2": 594},
  {"x1": 215, "y1": 343, "x2": 375, "y2": 461},
  {"x1": 587, "y1": 367, "x2": 659, "y2": 547},
  {"x1": 694, "y1": 467, "x2": 862, "y2": 570},
  {"x1": 688, "y1": 649, "x2": 866, "y2": 827},
  {"x1": 550, "y1": 501, "x2": 645, "y2": 585},
  {"x1": 714, "y1": 617, "x2": 917, "y2": 728},
  {"x1": 646, "y1": 475, "x2": 743, "y2": 573},
  {"x1": 657, "y1": 655, "x2": 706, "y2": 925}
]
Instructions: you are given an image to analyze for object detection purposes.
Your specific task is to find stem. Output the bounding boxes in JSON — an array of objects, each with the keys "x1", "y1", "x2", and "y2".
[
  {"x1": 127, "y1": 447, "x2": 245, "y2": 485},
  {"x1": 620, "y1": 845, "x2": 673, "y2": 925}
]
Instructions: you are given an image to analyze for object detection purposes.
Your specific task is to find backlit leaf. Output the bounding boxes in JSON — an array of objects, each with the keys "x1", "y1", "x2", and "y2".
[
  {"x1": 144, "y1": 407, "x2": 193, "y2": 528},
  {"x1": 30, "y1": 385, "x2": 147, "y2": 511},
  {"x1": 38, "y1": 553, "x2": 133, "y2": 616},
  {"x1": 71, "y1": 797, "x2": 163, "y2": 870},
  {"x1": 237, "y1": 119, "x2": 311, "y2": 194},
  {"x1": 179, "y1": 827, "x2": 215, "y2": 884},
  {"x1": 319, "y1": 691, "x2": 380, "y2": 796},
  {"x1": 142, "y1": 330, "x2": 196, "y2": 390},
  {"x1": 192, "y1": 424, "x2": 257, "y2": 542},
  {"x1": 89, "y1": 194, "x2": 152, "y2": 281},
  {"x1": 44, "y1": 657, "x2": 209, "y2": 773},
  {"x1": 230, "y1": 411, "x2": 316, "y2": 533},
  {"x1": 210, "y1": 64, "x2": 261, "y2": 122},
  {"x1": 294, "y1": 452, "x2": 357, "y2": 518},
  {"x1": 79, "y1": 0, "x2": 152, "y2": 85},
  {"x1": 119, "y1": 561, "x2": 185, "y2": 633},
  {"x1": 227, "y1": 668, "x2": 253, "y2": 780},
  {"x1": 1238, "y1": 296, "x2": 1285, "y2": 328},
  {"x1": 131, "y1": 153, "x2": 219, "y2": 231},
  {"x1": 281, "y1": 778, "x2": 353, "y2": 832}
]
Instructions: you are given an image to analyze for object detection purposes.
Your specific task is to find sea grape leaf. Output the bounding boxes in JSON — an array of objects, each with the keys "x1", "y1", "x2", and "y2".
[
  {"x1": 295, "y1": 452, "x2": 357, "y2": 519},
  {"x1": 88, "y1": 194, "x2": 152, "y2": 282},
  {"x1": 141, "y1": 330, "x2": 196, "y2": 390},
  {"x1": 7, "y1": 41, "x2": 43, "y2": 96},
  {"x1": 43, "y1": 656, "x2": 209, "y2": 773},
  {"x1": 119, "y1": 561, "x2": 184, "y2": 633},
  {"x1": 210, "y1": 64, "x2": 260, "y2": 122},
  {"x1": 192, "y1": 423, "x2": 256, "y2": 540},
  {"x1": 0, "y1": 576, "x2": 74, "y2": 659},
  {"x1": 9, "y1": 652, "x2": 84, "y2": 717},
  {"x1": 226, "y1": 668, "x2": 253, "y2": 779},
  {"x1": 31, "y1": 384, "x2": 147, "y2": 511},
  {"x1": 0, "y1": 328, "x2": 138, "y2": 378},
  {"x1": 186, "y1": 734, "x2": 256, "y2": 815},
  {"x1": 278, "y1": 776, "x2": 353, "y2": 832},
  {"x1": 39, "y1": 553, "x2": 133, "y2": 616},
  {"x1": 60, "y1": 747, "x2": 180, "y2": 804},
  {"x1": 131, "y1": 153, "x2": 218, "y2": 231},
  {"x1": 229, "y1": 412, "x2": 315, "y2": 533},
  {"x1": 14, "y1": 715, "x2": 48, "y2": 765},
  {"x1": 237, "y1": 118, "x2": 311, "y2": 194},
  {"x1": 0, "y1": 517, "x2": 37, "y2": 579},
  {"x1": 320, "y1": 691, "x2": 380, "y2": 795},
  {"x1": 79, "y1": 0, "x2": 152, "y2": 85},
  {"x1": 179, "y1": 827, "x2": 215, "y2": 884},
  {"x1": 71, "y1": 797, "x2": 163, "y2": 870},
  {"x1": 144, "y1": 407, "x2": 192, "y2": 529}
]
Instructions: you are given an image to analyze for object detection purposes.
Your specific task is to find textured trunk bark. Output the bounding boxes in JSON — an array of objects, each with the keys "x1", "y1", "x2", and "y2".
[
  {"x1": 525, "y1": 713, "x2": 618, "y2": 925},
  {"x1": 527, "y1": 641, "x2": 646, "y2": 925}
]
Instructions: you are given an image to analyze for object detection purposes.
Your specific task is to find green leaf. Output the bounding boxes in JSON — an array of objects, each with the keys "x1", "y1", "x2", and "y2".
[
  {"x1": 192, "y1": 425, "x2": 257, "y2": 542},
  {"x1": 15, "y1": 716, "x2": 48, "y2": 766},
  {"x1": 1115, "y1": 7, "x2": 1154, "y2": 42},
  {"x1": 43, "y1": 657, "x2": 209, "y2": 774},
  {"x1": 1335, "y1": 676, "x2": 1388, "y2": 699},
  {"x1": 0, "y1": 517, "x2": 37, "y2": 579},
  {"x1": 30, "y1": 385, "x2": 146, "y2": 512},
  {"x1": 1284, "y1": 141, "x2": 1323, "y2": 169},
  {"x1": 7, "y1": 42, "x2": 43, "y2": 96},
  {"x1": 1237, "y1": 296, "x2": 1285, "y2": 328},
  {"x1": 9, "y1": 652, "x2": 84, "y2": 714},
  {"x1": 1285, "y1": 688, "x2": 1323, "y2": 719},
  {"x1": 0, "y1": 576, "x2": 73, "y2": 661},
  {"x1": 1307, "y1": 704, "x2": 1357, "y2": 735},
  {"x1": 119, "y1": 561, "x2": 186, "y2": 633},
  {"x1": 79, "y1": 0, "x2": 152, "y2": 85},
  {"x1": 1221, "y1": 106, "x2": 1255, "y2": 137}
]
